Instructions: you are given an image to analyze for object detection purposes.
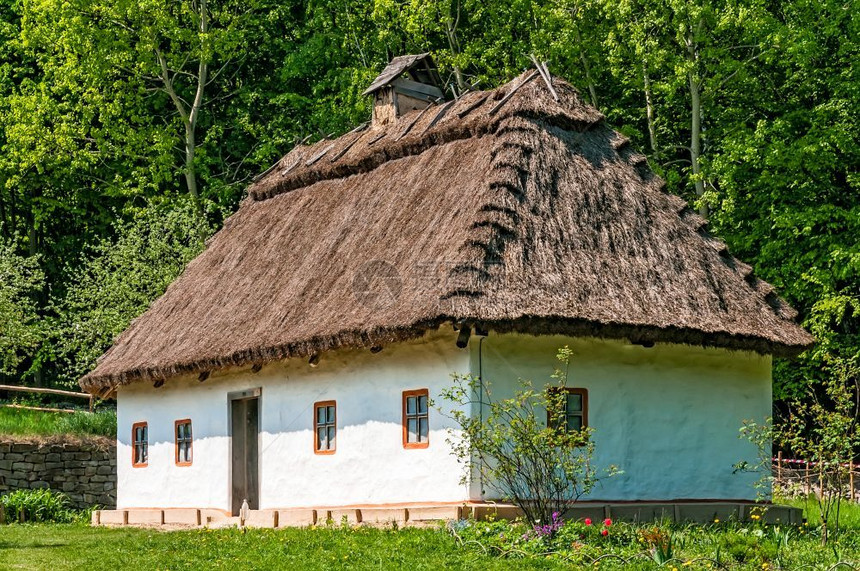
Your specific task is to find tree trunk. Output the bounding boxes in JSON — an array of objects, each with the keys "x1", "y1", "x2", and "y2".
[
  {"x1": 184, "y1": 121, "x2": 199, "y2": 204},
  {"x1": 643, "y1": 62, "x2": 658, "y2": 154},
  {"x1": 27, "y1": 206, "x2": 42, "y2": 387},
  {"x1": 573, "y1": 27, "x2": 598, "y2": 108},
  {"x1": 0, "y1": 191, "x2": 8, "y2": 238},
  {"x1": 687, "y1": 34, "x2": 707, "y2": 218},
  {"x1": 445, "y1": 0, "x2": 467, "y2": 93}
]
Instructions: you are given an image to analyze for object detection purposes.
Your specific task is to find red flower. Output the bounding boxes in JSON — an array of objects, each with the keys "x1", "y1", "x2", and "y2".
[
  {"x1": 601, "y1": 529, "x2": 608, "y2": 536},
  {"x1": 584, "y1": 518, "x2": 592, "y2": 526},
  {"x1": 603, "y1": 518, "x2": 612, "y2": 527}
]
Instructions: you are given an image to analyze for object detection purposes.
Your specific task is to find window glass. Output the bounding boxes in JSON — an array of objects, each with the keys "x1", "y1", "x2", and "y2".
[
  {"x1": 548, "y1": 389, "x2": 587, "y2": 433},
  {"x1": 314, "y1": 402, "x2": 336, "y2": 453},
  {"x1": 175, "y1": 420, "x2": 192, "y2": 465},
  {"x1": 403, "y1": 390, "x2": 430, "y2": 447},
  {"x1": 132, "y1": 423, "x2": 148, "y2": 466}
]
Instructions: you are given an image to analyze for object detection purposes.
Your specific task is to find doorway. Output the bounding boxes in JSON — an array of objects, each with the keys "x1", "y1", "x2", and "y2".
[{"x1": 230, "y1": 389, "x2": 260, "y2": 515}]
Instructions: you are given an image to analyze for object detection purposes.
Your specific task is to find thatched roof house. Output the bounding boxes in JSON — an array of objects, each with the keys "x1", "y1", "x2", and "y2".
[
  {"x1": 82, "y1": 62, "x2": 810, "y2": 394},
  {"x1": 87, "y1": 57, "x2": 810, "y2": 527}
]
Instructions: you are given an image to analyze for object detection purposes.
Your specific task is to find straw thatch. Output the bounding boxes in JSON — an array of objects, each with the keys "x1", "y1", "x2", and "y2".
[{"x1": 80, "y1": 70, "x2": 812, "y2": 392}]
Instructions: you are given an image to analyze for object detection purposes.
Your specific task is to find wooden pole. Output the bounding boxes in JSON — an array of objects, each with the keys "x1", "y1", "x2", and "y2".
[
  {"x1": 0, "y1": 383, "x2": 91, "y2": 400},
  {"x1": 2, "y1": 404, "x2": 77, "y2": 414},
  {"x1": 805, "y1": 461, "x2": 811, "y2": 497},
  {"x1": 851, "y1": 463, "x2": 855, "y2": 502},
  {"x1": 820, "y1": 461, "x2": 825, "y2": 501},
  {"x1": 777, "y1": 451, "x2": 783, "y2": 488}
]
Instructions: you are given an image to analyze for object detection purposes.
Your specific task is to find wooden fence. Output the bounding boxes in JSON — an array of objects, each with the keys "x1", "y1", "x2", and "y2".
[
  {"x1": 773, "y1": 451, "x2": 859, "y2": 501},
  {"x1": 0, "y1": 384, "x2": 94, "y2": 413}
]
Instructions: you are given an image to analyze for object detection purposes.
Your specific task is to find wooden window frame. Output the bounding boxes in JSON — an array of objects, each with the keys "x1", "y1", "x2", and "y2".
[
  {"x1": 402, "y1": 389, "x2": 430, "y2": 449},
  {"x1": 174, "y1": 419, "x2": 193, "y2": 467},
  {"x1": 131, "y1": 421, "x2": 148, "y2": 468},
  {"x1": 547, "y1": 387, "x2": 588, "y2": 432},
  {"x1": 313, "y1": 400, "x2": 337, "y2": 455}
]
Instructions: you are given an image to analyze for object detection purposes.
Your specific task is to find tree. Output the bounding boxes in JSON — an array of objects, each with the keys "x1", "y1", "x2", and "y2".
[
  {"x1": 49, "y1": 198, "x2": 211, "y2": 386},
  {"x1": 0, "y1": 232, "x2": 44, "y2": 377}
]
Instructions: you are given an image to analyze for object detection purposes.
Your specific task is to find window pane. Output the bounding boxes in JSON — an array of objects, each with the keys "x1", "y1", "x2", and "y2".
[
  {"x1": 143, "y1": 426, "x2": 147, "y2": 441},
  {"x1": 327, "y1": 406, "x2": 335, "y2": 424},
  {"x1": 406, "y1": 396, "x2": 416, "y2": 415},
  {"x1": 568, "y1": 414, "x2": 583, "y2": 432},
  {"x1": 317, "y1": 427, "x2": 327, "y2": 449},
  {"x1": 407, "y1": 418, "x2": 418, "y2": 442},
  {"x1": 186, "y1": 423, "x2": 192, "y2": 440},
  {"x1": 566, "y1": 394, "x2": 582, "y2": 413},
  {"x1": 317, "y1": 407, "x2": 326, "y2": 425},
  {"x1": 418, "y1": 395, "x2": 428, "y2": 414},
  {"x1": 419, "y1": 417, "x2": 429, "y2": 441},
  {"x1": 327, "y1": 426, "x2": 336, "y2": 448}
]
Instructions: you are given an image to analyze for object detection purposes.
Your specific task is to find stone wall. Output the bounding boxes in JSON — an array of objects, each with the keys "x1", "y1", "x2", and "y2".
[{"x1": 0, "y1": 436, "x2": 116, "y2": 510}]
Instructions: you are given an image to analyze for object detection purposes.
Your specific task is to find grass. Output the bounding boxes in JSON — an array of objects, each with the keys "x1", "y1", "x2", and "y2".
[
  {"x1": 0, "y1": 407, "x2": 116, "y2": 438},
  {"x1": 0, "y1": 523, "x2": 566, "y2": 570},
  {"x1": 3, "y1": 495, "x2": 860, "y2": 570},
  {"x1": 1, "y1": 503, "x2": 860, "y2": 570}
]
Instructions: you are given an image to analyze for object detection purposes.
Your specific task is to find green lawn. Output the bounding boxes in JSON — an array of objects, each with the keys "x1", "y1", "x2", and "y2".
[
  {"x1": 1, "y1": 500, "x2": 860, "y2": 570},
  {"x1": 0, "y1": 524, "x2": 564, "y2": 570}
]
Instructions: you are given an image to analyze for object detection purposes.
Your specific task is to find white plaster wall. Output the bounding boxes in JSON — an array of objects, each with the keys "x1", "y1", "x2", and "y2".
[
  {"x1": 116, "y1": 329, "x2": 772, "y2": 510},
  {"x1": 116, "y1": 329, "x2": 473, "y2": 511},
  {"x1": 473, "y1": 334, "x2": 772, "y2": 502}
]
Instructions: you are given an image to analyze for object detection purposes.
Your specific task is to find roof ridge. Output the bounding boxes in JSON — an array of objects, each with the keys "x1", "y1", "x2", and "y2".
[{"x1": 247, "y1": 74, "x2": 604, "y2": 202}]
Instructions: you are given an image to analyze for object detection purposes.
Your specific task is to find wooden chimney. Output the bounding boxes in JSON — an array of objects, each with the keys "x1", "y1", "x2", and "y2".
[{"x1": 362, "y1": 54, "x2": 445, "y2": 128}]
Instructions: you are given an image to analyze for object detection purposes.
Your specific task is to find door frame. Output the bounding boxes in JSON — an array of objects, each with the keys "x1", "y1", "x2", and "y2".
[{"x1": 228, "y1": 388, "x2": 262, "y2": 515}]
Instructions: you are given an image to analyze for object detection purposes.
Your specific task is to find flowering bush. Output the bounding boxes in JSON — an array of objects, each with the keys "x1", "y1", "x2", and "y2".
[
  {"x1": 445, "y1": 511, "x2": 824, "y2": 569},
  {"x1": 440, "y1": 346, "x2": 620, "y2": 524}
]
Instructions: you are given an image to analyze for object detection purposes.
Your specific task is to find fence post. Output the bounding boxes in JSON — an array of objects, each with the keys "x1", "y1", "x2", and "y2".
[
  {"x1": 805, "y1": 461, "x2": 811, "y2": 497},
  {"x1": 777, "y1": 451, "x2": 782, "y2": 488},
  {"x1": 89, "y1": 395, "x2": 94, "y2": 413},
  {"x1": 851, "y1": 463, "x2": 855, "y2": 502},
  {"x1": 820, "y1": 462, "x2": 825, "y2": 501}
]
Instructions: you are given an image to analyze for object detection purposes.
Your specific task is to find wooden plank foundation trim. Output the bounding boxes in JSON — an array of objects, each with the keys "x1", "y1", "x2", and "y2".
[{"x1": 93, "y1": 502, "x2": 802, "y2": 529}]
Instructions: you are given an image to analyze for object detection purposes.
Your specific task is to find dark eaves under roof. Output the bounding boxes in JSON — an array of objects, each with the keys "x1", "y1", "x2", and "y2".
[{"x1": 80, "y1": 69, "x2": 813, "y2": 393}]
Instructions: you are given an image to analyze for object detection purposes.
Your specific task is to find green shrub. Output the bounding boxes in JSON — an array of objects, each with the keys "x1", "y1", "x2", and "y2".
[
  {"x1": 0, "y1": 488, "x2": 79, "y2": 523},
  {"x1": 718, "y1": 530, "x2": 778, "y2": 563}
]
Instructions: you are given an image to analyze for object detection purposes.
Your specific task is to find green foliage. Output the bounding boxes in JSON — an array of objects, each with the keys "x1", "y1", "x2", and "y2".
[
  {"x1": 440, "y1": 347, "x2": 619, "y2": 524},
  {"x1": 55, "y1": 409, "x2": 117, "y2": 438},
  {"x1": 449, "y1": 511, "x2": 847, "y2": 569},
  {"x1": 0, "y1": 488, "x2": 78, "y2": 523},
  {"x1": 0, "y1": 407, "x2": 116, "y2": 437},
  {"x1": 49, "y1": 198, "x2": 211, "y2": 386},
  {"x1": 0, "y1": 0, "x2": 851, "y2": 422},
  {"x1": 0, "y1": 232, "x2": 44, "y2": 375},
  {"x1": 718, "y1": 530, "x2": 778, "y2": 564},
  {"x1": 741, "y1": 362, "x2": 860, "y2": 544}
]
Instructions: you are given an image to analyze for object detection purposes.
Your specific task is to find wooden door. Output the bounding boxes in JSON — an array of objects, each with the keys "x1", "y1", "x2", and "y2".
[{"x1": 230, "y1": 395, "x2": 259, "y2": 515}]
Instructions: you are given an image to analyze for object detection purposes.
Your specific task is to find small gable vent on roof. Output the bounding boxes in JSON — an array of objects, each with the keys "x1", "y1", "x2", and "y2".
[{"x1": 363, "y1": 54, "x2": 445, "y2": 127}]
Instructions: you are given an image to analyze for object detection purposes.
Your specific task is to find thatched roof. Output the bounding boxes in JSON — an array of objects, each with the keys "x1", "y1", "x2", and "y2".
[{"x1": 80, "y1": 69, "x2": 812, "y2": 392}]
